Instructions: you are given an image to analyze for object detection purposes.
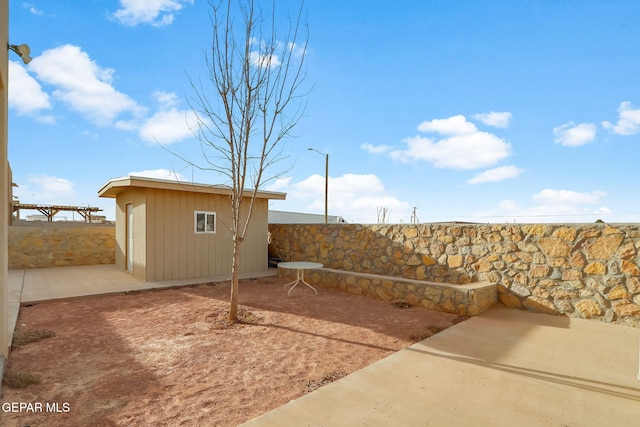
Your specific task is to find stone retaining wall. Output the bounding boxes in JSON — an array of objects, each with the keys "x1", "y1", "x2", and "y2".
[
  {"x1": 9, "y1": 223, "x2": 116, "y2": 269},
  {"x1": 269, "y1": 223, "x2": 640, "y2": 327},
  {"x1": 281, "y1": 267, "x2": 496, "y2": 316}
]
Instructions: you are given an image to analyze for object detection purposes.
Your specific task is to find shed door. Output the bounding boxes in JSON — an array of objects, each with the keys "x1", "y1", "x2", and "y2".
[{"x1": 126, "y1": 203, "x2": 133, "y2": 272}]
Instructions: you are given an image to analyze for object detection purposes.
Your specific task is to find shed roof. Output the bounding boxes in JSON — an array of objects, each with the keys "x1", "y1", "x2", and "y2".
[{"x1": 98, "y1": 176, "x2": 286, "y2": 200}]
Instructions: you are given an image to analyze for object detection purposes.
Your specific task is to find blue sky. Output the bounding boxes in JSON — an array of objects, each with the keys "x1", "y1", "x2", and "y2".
[{"x1": 7, "y1": 0, "x2": 640, "y2": 223}]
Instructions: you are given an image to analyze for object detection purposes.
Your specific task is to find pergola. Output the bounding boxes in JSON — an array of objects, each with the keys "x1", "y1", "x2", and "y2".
[{"x1": 12, "y1": 203, "x2": 103, "y2": 223}]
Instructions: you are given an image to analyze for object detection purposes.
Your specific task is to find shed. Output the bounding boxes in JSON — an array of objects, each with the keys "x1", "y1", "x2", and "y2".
[{"x1": 98, "y1": 176, "x2": 286, "y2": 281}]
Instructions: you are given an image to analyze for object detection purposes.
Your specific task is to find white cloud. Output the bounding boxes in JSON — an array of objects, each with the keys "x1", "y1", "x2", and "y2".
[
  {"x1": 467, "y1": 165, "x2": 523, "y2": 184},
  {"x1": 553, "y1": 121, "x2": 597, "y2": 147},
  {"x1": 30, "y1": 175, "x2": 74, "y2": 197},
  {"x1": 114, "y1": 119, "x2": 139, "y2": 131},
  {"x1": 128, "y1": 169, "x2": 184, "y2": 181},
  {"x1": 249, "y1": 52, "x2": 282, "y2": 69},
  {"x1": 472, "y1": 111, "x2": 512, "y2": 128},
  {"x1": 152, "y1": 90, "x2": 180, "y2": 108},
  {"x1": 391, "y1": 133, "x2": 511, "y2": 169},
  {"x1": 28, "y1": 44, "x2": 146, "y2": 126},
  {"x1": 36, "y1": 115, "x2": 58, "y2": 125},
  {"x1": 602, "y1": 101, "x2": 640, "y2": 136},
  {"x1": 417, "y1": 114, "x2": 477, "y2": 135},
  {"x1": 15, "y1": 174, "x2": 76, "y2": 203},
  {"x1": 8, "y1": 60, "x2": 51, "y2": 116},
  {"x1": 274, "y1": 173, "x2": 411, "y2": 223},
  {"x1": 111, "y1": 0, "x2": 194, "y2": 27},
  {"x1": 470, "y1": 189, "x2": 610, "y2": 223},
  {"x1": 532, "y1": 189, "x2": 606, "y2": 205},
  {"x1": 389, "y1": 115, "x2": 511, "y2": 169},
  {"x1": 248, "y1": 38, "x2": 306, "y2": 69},
  {"x1": 265, "y1": 177, "x2": 292, "y2": 192},
  {"x1": 23, "y1": 3, "x2": 43, "y2": 15},
  {"x1": 136, "y1": 91, "x2": 203, "y2": 144},
  {"x1": 361, "y1": 143, "x2": 392, "y2": 154},
  {"x1": 287, "y1": 42, "x2": 307, "y2": 58},
  {"x1": 138, "y1": 108, "x2": 200, "y2": 145}
]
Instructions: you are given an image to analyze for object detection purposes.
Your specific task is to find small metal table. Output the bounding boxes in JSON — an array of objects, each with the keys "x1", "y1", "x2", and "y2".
[{"x1": 278, "y1": 262, "x2": 323, "y2": 295}]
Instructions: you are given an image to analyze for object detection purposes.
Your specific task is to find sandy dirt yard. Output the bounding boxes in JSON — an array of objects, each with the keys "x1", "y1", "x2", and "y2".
[{"x1": 1, "y1": 275, "x2": 465, "y2": 426}]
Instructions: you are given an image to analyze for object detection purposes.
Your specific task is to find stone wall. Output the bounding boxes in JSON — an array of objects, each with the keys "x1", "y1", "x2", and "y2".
[
  {"x1": 269, "y1": 223, "x2": 640, "y2": 327},
  {"x1": 282, "y1": 267, "x2": 497, "y2": 316},
  {"x1": 9, "y1": 223, "x2": 116, "y2": 269}
]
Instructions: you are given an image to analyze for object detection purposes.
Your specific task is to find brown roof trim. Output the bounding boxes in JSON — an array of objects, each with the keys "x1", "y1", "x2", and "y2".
[{"x1": 98, "y1": 176, "x2": 286, "y2": 200}]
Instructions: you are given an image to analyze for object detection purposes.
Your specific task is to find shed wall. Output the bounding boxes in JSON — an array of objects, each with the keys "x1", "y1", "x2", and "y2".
[{"x1": 143, "y1": 189, "x2": 269, "y2": 281}]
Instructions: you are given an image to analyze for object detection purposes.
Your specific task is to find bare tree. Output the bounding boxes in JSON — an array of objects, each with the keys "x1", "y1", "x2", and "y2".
[
  {"x1": 377, "y1": 206, "x2": 390, "y2": 224},
  {"x1": 185, "y1": 0, "x2": 308, "y2": 322}
]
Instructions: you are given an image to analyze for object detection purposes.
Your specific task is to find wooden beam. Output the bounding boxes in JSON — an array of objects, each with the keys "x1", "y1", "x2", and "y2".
[{"x1": 13, "y1": 203, "x2": 103, "y2": 222}]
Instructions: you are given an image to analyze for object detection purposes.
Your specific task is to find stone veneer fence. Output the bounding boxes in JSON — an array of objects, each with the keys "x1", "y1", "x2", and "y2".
[
  {"x1": 269, "y1": 223, "x2": 640, "y2": 327},
  {"x1": 9, "y1": 222, "x2": 116, "y2": 269}
]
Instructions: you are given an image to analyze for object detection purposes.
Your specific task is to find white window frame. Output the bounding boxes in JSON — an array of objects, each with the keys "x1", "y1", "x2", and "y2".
[{"x1": 194, "y1": 211, "x2": 216, "y2": 234}]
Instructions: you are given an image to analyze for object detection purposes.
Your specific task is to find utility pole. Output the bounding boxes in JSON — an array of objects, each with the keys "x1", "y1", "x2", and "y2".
[
  {"x1": 308, "y1": 148, "x2": 328, "y2": 223},
  {"x1": 411, "y1": 206, "x2": 419, "y2": 224}
]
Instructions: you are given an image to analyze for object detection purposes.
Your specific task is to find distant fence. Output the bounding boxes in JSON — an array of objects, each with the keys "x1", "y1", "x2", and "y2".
[
  {"x1": 9, "y1": 222, "x2": 115, "y2": 269},
  {"x1": 269, "y1": 223, "x2": 640, "y2": 327}
]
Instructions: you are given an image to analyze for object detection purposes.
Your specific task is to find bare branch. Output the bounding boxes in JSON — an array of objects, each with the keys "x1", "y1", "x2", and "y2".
[{"x1": 173, "y1": 0, "x2": 309, "y2": 322}]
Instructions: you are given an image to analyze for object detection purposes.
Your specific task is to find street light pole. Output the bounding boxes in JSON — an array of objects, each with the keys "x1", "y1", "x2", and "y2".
[
  {"x1": 323, "y1": 152, "x2": 328, "y2": 224},
  {"x1": 308, "y1": 148, "x2": 328, "y2": 224}
]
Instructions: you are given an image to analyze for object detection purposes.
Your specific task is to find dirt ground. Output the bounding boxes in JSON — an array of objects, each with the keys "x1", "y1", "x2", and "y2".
[{"x1": 1, "y1": 276, "x2": 465, "y2": 426}]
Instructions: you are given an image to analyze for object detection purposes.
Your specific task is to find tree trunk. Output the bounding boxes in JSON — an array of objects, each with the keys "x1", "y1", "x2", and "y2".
[
  {"x1": 180, "y1": 0, "x2": 308, "y2": 325},
  {"x1": 228, "y1": 236, "x2": 242, "y2": 322}
]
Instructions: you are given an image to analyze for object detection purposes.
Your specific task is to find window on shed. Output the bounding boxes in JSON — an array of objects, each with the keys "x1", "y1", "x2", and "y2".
[{"x1": 195, "y1": 211, "x2": 216, "y2": 234}]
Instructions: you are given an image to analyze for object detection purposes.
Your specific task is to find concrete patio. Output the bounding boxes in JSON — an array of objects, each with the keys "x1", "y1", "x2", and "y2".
[
  {"x1": 6, "y1": 265, "x2": 640, "y2": 426},
  {"x1": 243, "y1": 307, "x2": 640, "y2": 426}
]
